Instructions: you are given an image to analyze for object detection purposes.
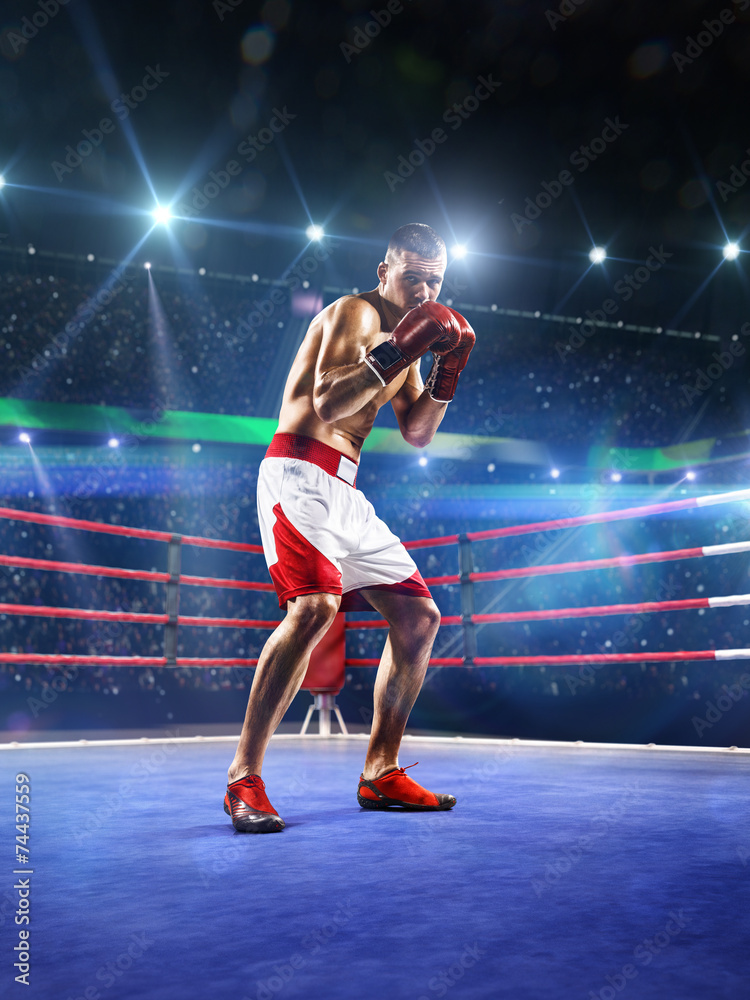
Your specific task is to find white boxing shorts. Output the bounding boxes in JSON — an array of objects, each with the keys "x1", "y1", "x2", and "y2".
[{"x1": 257, "y1": 433, "x2": 432, "y2": 611}]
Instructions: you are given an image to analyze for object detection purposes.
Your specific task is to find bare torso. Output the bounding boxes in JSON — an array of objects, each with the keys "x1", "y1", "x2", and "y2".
[{"x1": 276, "y1": 288, "x2": 415, "y2": 462}]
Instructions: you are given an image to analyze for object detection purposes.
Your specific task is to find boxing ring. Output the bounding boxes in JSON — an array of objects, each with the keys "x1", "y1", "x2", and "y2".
[{"x1": 2, "y1": 490, "x2": 750, "y2": 999}]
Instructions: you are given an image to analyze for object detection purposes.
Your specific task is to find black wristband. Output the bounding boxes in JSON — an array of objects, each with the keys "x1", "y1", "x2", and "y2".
[{"x1": 368, "y1": 340, "x2": 404, "y2": 371}]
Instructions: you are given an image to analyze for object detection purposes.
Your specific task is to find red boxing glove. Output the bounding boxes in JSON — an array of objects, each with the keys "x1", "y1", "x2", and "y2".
[
  {"x1": 364, "y1": 301, "x2": 462, "y2": 386},
  {"x1": 424, "y1": 308, "x2": 475, "y2": 402}
]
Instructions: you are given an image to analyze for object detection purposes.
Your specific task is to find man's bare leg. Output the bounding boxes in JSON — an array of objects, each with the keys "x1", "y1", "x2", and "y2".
[
  {"x1": 358, "y1": 593, "x2": 441, "y2": 781},
  {"x1": 227, "y1": 592, "x2": 340, "y2": 783}
]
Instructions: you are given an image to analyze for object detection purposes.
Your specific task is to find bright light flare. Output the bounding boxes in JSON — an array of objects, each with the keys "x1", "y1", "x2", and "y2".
[
  {"x1": 306, "y1": 224, "x2": 325, "y2": 241},
  {"x1": 723, "y1": 242, "x2": 740, "y2": 261},
  {"x1": 418, "y1": 455, "x2": 428, "y2": 467},
  {"x1": 589, "y1": 246, "x2": 607, "y2": 264},
  {"x1": 108, "y1": 437, "x2": 120, "y2": 448},
  {"x1": 152, "y1": 205, "x2": 172, "y2": 226},
  {"x1": 686, "y1": 470, "x2": 696, "y2": 481},
  {"x1": 19, "y1": 432, "x2": 31, "y2": 444},
  {"x1": 144, "y1": 261, "x2": 152, "y2": 270},
  {"x1": 0, "y1": 175, "x2": 5, "y2": 189},
  {"x1": 610, "y1": 471, "x2": 622, "y2": 482},
  {"x1": 550, "y1": 468, "x2": 560, "y2": 479},
  {"x1": 451, "y1": 244, "x2": 468, "y2": 259}
]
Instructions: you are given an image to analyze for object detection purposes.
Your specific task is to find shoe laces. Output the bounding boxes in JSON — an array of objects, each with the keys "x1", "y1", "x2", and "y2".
[
  {"x1": 391, "y1": 762, "x2": 419, "y2": 776},
  {"x1": 232, "y1": 774, "x2": 265, "y2": 790}
]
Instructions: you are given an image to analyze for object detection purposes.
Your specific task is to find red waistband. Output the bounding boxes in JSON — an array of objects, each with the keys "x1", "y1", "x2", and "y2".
[{"x1": 265, "y1": 433, "x2": 359, "y2": 487}]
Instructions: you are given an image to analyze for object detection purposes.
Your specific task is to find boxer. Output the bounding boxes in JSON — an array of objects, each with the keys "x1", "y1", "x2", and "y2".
[{"x1": 225, "y1": 223, "x2": 475, "y2": 831}]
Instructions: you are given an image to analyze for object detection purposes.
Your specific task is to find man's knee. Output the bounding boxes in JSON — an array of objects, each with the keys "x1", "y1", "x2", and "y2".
[
  {"x1": 288, "y1": 592, "x2": 340, "y2": 642},
  {"x1": 422, "y1": 600, "x2": 442, "y2": 635},
  {"x1": 401, "y1": 599, "x2": 441, "y2": 639}
]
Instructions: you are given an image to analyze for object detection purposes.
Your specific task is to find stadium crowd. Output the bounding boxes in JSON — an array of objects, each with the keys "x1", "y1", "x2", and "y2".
[{"x1": 3, "y1": 268, "x2": 748, "y2": 451}]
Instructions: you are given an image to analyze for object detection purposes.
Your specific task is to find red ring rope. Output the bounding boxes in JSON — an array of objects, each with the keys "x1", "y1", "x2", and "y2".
[
  {"x1": 0, "y1": 554, "x2": 275, "y2": 591},
  {"x1": 4, "y1": 486, "x2": 750, "y2": 671},
  {"x1": 344, "y1": 593, "x2": 750, "y2": 629},
  {"x1": 403, "y1": 487, "x2": 750, "y2": 548},
  {"x1": 0, "y1": 604, "x2": 280, "y2": 629},
  {"x1": 423, "y1": 540, "x2": 750, "y2": 587},
  {"x1": 0, "y1": 506, "x2": 263, "y2": 552},
  {"x1": 0, "y1": 654, "x2": 259, "y2": 667}
]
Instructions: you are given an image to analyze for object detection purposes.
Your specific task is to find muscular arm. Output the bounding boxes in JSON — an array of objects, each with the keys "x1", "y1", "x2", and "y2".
[
  {"x1": 390, "y1": 362, "x2": 448, "y2": 449},
  {"x1": 312, "y1": 298, "x2": 386, "y2": 424}
]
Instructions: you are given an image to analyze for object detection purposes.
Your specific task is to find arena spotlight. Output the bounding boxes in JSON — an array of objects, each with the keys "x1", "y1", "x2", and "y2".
[
  {"x1": 451, "y1": 244, "x2": 468, "y2": 259},
  {"x1": 610, "y1": 471, "x2": 622, "y2": 483},
  {"x1": 87, "y1": 253, "x2": 95, "y2": 262},
  {"x1": 152, "y1": 205, "x2": 172, "y2": 226},
  {"x1": 0, "y1": 175, "x2": 5, "y2": 189},
  {"x1": 723, "y1": 242, "x2": 741, "y2": 261},
  {"x1": 306, "y1": 224, "x2": 325, "y2": 241},
  {"x1": 550, "y1": 468, "x2": 560, "y2": 479},
  {"x1": 144, "y1": 261, "x2": 151, "y2": 270},
  {"x1": 418, "y1": 455, "x2": 428, "y2": 467},
  {"x1": 686, "y1": 470, "x2": 696, "y2": 481},
  {"x1": 589, "y1": 246, "x2": 607, "y2": 264},
  {"x1": 108, "y1": 437, "x2": 120, "y2": 448},
  {"x1": 19, "y1": 432, "x2": 31, "y2": 444}
]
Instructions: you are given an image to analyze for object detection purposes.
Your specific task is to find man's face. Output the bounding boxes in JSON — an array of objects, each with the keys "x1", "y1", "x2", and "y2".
[{"x1": 377, "y1": 250, "x2": 447, "y2": 317}]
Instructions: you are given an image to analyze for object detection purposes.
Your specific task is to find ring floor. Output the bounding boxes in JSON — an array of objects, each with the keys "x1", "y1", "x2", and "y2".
[{"x1": 2, "y1": 736, "x2": 749, "y2": 1000}]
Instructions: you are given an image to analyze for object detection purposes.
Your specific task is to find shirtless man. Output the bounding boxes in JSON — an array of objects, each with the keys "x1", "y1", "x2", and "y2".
[{"x1": 225, "y1": 223, "x2": 475, "y2": 832}]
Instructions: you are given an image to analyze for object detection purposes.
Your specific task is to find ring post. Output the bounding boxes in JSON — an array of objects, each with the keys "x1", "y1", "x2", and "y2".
[
  {"x1": 459, "y1": 533, "x2": 477, "y2": 663},
  {"x1": 165, "y1": 534, "x2": 182, "y2": 669}
]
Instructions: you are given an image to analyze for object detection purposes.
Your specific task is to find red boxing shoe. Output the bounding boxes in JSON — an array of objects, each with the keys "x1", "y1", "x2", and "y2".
[
  {"x1": 357, "y1": 762, "x2": 456, "y2": 811},
  {"x1": 224, "y1": 774, "x2": 285, "y2": 833}
]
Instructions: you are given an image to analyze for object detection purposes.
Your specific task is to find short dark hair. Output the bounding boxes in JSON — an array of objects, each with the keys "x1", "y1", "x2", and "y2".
[{"x1": 385, "y1": 223, "x2": 446, "y2": 264}]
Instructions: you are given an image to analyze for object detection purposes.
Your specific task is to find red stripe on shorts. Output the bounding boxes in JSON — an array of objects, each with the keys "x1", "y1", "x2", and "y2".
[{"x1": 269, "y1": 503, "x2": 342, "y2": 608}]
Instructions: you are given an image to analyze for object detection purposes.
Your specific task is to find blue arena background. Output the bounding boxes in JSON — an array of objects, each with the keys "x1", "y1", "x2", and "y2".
[{"x1": 2, "y1": 257, "x2": 750, "y2": 748}]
